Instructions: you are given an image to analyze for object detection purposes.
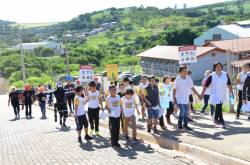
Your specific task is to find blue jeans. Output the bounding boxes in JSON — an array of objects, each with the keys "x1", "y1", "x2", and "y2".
[
  {"x1": 40, "y1": 102, "x2": 46, "y2": 115},
  {"x1": 178, "y1": 104, "x2": 189, "y2": 126},
  {"x1": 147, "y1": 108, "x2": 159, "y2": 119},
  {"x1": 201, "y1": 95, "x2": 215, "y2": 116}
]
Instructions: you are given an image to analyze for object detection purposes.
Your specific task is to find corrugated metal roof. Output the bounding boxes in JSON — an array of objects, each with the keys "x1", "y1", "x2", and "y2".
[
  {"x1": 217, "y1": 24, "x2": 250, "y2": 38},
  {"x1": 231, "y1": 59, "x2": 250, "y2": 67},
  {"x1": 137, "y1": 45, "x2": 221, "y2": 60},
  {"x1": 13, "y1": 41, "x2": 61, "y2": 50},
  {"x1": 204, "y1": 37, "x2": 250, "y2": 52},
  {"x1": 236, "y1": 20, "x2": 250, "y2": 26}
]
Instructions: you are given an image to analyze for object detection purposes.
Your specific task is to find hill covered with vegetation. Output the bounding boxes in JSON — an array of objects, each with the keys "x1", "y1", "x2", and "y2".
[{"x1": 1, "y1": 0, "x2": 250, "y2": 87}]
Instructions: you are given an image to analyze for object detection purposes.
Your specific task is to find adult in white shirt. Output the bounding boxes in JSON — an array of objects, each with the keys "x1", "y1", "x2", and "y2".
[
  {"x1": 201, "y1": 62, "x2": 233, "y2": 128},
  {"x1": 173, "y1": 66, "x2": 200, "y2": 130},
  {"x1": 235, "y1": 64, "x2": 249, "y2": 119},
  {"x1": 200, "y1": 70, "x2": 215, "y2": 116}
]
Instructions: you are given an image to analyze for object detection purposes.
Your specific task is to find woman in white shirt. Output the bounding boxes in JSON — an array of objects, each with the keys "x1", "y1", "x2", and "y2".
[{"x1": 201, "y1": 62, "x2": 233, "y2": 128}]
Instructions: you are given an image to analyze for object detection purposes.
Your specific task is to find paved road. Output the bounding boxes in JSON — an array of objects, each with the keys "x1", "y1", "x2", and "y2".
[{"x1": 0, "y1": 95, "x2": 204, "y2": 165}]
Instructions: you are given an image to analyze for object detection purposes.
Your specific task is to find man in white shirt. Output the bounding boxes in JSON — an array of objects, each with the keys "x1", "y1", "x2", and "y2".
[
  {"x1": 235, "y1": 64, "x2": 249, "y2": 119},
  {"x1": 173, "y1": 66, "x2": 200, "y2": 130}
]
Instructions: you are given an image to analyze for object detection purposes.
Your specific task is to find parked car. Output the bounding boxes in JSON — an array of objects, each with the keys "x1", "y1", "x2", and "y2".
[{"x1": 119, "y1": 72, "x2": 133, "y2": 80}]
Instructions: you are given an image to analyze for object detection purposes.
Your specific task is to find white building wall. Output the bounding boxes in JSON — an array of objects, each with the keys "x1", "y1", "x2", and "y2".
[
  {"x1": 194, "y1": 26, "x2": 238, "y2": 46},
  {"x1": 189, "y1": 50, "x2": 239, "y2": 81}
]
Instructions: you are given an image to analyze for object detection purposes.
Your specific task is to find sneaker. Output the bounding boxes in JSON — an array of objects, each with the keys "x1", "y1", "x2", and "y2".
[
  {"x1": 188, "y1": 118, "x2": 193, "y2": 122},
  {"x1": 78, "y1": 137, "x2": 82, "y2": 143},
  {"x1": 235, "y1": 116, "x2": 240, "y2": 120},
  {"x1": 62, "y1": 123, "x2": 67, "y2": 128},
  {"x1": 221, "y1": 125, "x2": 226, "y2": 129},
  {"x1": 147, "y1": 125, "x2": 151, "y2": 133},
  {"x1": 215, "y1": 124, "x2": 220, "y2": 128},
  {"x1": 95, "y1": 131, "x2": 100, "y2": 136},
  {"x1": 131, "y1": 138, "x2": 139, "y2": 144},
  {"x1": 178, "y1": 125, "x2": 183, "y2": 129},
  {"x1": 114, "y1": 143, "x2": 121, "y2": 148},
  {"x1": 125, "y1": 135, "x2": 130, "y2": 141},
  {"x1": 161, "y1": 126, "x2": 167, "y2": 131},
  {"x1": 26, "y1": 116, "x2": 29, "y2": 119},
  {"x1": 17, "y1": 114, "x2": 20, "y2": 119},
  {"x1": 153, "y1": 127, "x2": 158, "y2": 133},
  {"x1": 248, "y1": 117, "x2": 250, "y2": 120},
  {"x1": 183, "y1": 125, "x2": 192, "y2": 131},
  {"x1": 173, "y1": 113, "x2": 178, "y2": 119},
  {"x1": 85, "y1": 135, "x2": 93, "y2": 140},
  {"x1": 211, "y1": 115, "x2": 214, "y2": 120}
]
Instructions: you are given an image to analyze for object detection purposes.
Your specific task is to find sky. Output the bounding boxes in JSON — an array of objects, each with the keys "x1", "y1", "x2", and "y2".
[{"x1": 0, "y1": 0, "x2": 229, "y2": 23}]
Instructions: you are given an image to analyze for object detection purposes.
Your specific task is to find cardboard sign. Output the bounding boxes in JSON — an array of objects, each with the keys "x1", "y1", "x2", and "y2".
[
  {"x1": 106, "y1": 64, "x2": 118, "y2": 80},
  {"x1": 179, "y1": 45, "x2": 197, "y2": 65},
  {"x1": 79, "y1": 65, "x2": 93, "y2": 83}
]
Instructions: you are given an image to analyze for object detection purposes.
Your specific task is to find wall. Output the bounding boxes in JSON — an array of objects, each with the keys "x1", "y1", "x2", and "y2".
[
  {"x1": 189, "y1": 50, "x2": 239, "y2": 82},
  {"x1": 140, "y1": 57, "x2": 179, "y2": 77},
  {"x1": 194, "y1": 27, "x2": 237, "y2": 46}
]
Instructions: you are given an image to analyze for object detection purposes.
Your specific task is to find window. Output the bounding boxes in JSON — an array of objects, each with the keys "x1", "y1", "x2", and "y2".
[
  {"x1": 211, "y1": 53, "x2": 216, "y2": 57},
  {"x1": 212, "y1": 34, "x2": 222, "y2": 41}
]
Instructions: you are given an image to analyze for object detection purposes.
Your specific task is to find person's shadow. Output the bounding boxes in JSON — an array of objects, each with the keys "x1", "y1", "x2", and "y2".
[
  {"x1": 79, "y1": 135, "x2": 110, "y2": 151},
  {"x1": 113, "y1": 141, "x2": 154, "y2": 159}
]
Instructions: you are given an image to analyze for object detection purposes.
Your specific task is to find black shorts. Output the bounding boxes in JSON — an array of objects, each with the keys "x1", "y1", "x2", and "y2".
[
  {"x1": 76, "y1": 115, "x2": 88, "y2": 130},
  {"x1": 189, "y1": 94, "x2": 194, "y2": 103}
]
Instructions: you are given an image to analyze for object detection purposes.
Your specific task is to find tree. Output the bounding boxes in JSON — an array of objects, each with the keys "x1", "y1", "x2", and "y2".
[
  {"x1": 34, "y1": 46, "x2": 44, "y2": 56},
  {"x1": 40, "y1": 48, "x2": 55, "y2": 57}
]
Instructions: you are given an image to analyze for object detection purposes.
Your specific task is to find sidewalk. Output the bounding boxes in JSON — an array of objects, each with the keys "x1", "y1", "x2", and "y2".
[
  {"x1": 46, "y1": 102, "x2": 250, "y2": 164},
  {"x1": 1, "y1": 95, "x2": 200, "y2": 165},
  {"x1": 134, "y1": 112, "x2": 250, "y2": 162}
]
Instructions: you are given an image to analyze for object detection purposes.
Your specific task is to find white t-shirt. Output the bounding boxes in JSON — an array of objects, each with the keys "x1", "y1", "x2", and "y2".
[
  {"x1": 174, "y1": 76, "x2": 194, "y2": 104},
  {"x1": 88, "y1": 90, "x2": 100, "y2": 109},
  {"x1": 164, "y1": 83, "x2": 173, "y2": 102},
  {"x1": 74, "y1": 96, "x2": 85, "y2": 116},
  {"x1": 210, "y1": 71, "x2": 229, "y2": 104},
  {"x1": 237, "y1": 72, "x2": 248, "y2": 90},
  {"x1": 107, "y1": 95, "x2": 121, "y2": 118},
  {"x1": 121, "y1": 97, "x2": 135, "y2": 117}
]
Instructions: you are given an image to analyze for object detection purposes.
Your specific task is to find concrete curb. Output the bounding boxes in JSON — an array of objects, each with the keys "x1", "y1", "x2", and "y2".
[{"x1": 44, "y1": 105, "x2": 250, "y2": 165}]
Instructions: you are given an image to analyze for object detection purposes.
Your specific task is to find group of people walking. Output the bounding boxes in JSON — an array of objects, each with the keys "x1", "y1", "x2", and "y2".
[{"x1": 8, "y1": 62, "x2": 250, "y2": 148}]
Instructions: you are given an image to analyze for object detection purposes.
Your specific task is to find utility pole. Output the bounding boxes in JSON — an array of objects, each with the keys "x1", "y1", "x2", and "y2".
[
  {"x1": 64, "y1": 30, "x2": 70, "y2": 75},
  {"x1": 18, "y1": 27, "x2": 26, "y2": 83}
]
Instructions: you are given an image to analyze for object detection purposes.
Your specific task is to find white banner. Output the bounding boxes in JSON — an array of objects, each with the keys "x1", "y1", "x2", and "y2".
[
  {"x1": 179, "y1": 45, "x2": 197, "y2": 65},
  {"x1": 79, "y1": 65, "x2": 93, "y2": 83}
]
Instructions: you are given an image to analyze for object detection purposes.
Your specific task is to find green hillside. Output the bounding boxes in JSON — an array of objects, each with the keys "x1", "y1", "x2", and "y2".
[{"x1": 1, "y1": 0, "x2": 250, "y2": 87}]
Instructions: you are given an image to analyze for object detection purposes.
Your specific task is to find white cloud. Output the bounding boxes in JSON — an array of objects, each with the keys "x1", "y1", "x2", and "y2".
[{"x1": 0, "y1": 0, "x2": 228, "y2": 23}]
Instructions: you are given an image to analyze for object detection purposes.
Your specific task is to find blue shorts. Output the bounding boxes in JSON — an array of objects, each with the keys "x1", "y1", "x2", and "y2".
[{"x1": 147, "y1": 108, "x2": 159, "y2": 119}]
